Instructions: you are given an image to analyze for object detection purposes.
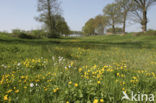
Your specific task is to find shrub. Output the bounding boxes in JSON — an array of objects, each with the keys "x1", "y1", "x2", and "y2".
[
  {"x1": 135, "y1": 30, "x2": 156, "y2": 36},
  {"x1": 28, "y1": 30, "x2": 47, "y2": 38},
  {"x1": 12, "y1": 29, "x2": 36, "y2": 39}
]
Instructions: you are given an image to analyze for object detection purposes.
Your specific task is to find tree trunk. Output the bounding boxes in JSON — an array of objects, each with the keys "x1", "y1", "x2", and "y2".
[
  {"x1": 142, "y1": 9, "x2": 147, "y2": 32},
  {"x1": 122, "y1": 12, "x2": 127, "y2": 34},
  {"x1": 47, "y1": 0, "x2": 53, "y2": 34},
  {"x1": 112, "y1": 24, "x2": 115, "y2": 34}
]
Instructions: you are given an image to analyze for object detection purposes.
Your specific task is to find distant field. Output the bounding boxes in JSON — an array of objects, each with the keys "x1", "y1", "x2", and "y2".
[{"x1": 0, "y1": 34, "x2": 156, "y2": 103}]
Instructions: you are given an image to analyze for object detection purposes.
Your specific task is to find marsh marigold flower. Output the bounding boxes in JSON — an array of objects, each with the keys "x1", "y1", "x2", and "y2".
[
  {"x1": 74, "y1": 83, "x2": 78, "y2": 87},
  {"x1": 97, "y1": 81, "x2": 101, "y2": 84},
  {"x1": 93, "y1": 99, "x2": 98, "y2": 103},
  {"x1": 68, "y1": 81, "x2": 72, "y2": 85},
  {"x1": 100, "y1": 99, "x2": 104, "y2": 102},
  {"x1": 4, "y1": 95, "x2": 8, "y2": 101},
  {"x1": 15, "y1": 89, "x2": 19, "y2": 93}
]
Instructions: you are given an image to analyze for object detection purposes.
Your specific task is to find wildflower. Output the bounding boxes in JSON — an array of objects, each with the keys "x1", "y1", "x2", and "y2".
[
  {"x1": 66, "y1": 101, "x2": 70, "y2": 103},
  {"x1": 74, "y1": 83, "x2": 78, "y2": 87},
  {"x1": 30, "y1": 83, "x2": 34, "y2": 87},
  {"x1": 24, "y1": 86, "x2": 27, "y2": 89},
  {"x1": 71, "y1": 61, "x2": 74, "y2": 66},
  {"x1": 79, "y1": 68, "x2": 82, "y2": 72},
  {"x1": 7, "y1": 89, "x2": 12, "y2": 93},
  {"x1": 4, "y1": 95, "x2": 8, "y2": 101},
  {"x1": 53, "y1": 88, "x2": 59, "y2": 93},
  {"x1": 93, "y1": 99, "x2": 98, "y2": 103},
  {"x1": 68, "y1": 81, "x2": 72, "y2": 85},
  {"x1": 15, "y1": 89, "x2": 19, "y2": 93},
  {"x1": 100, "y1": 99, "x2": 104, "y2": 102},
  {"x1": 36, "y1": 83, "x2": 39, "y2": 86},
  {"x1": 117, "y1": 73, "x2": 120, "y2": 77},
  {"x1": 122, "y1": 88, "x2": 125, "y2": 91},
  {"x1": 44, "y1": 88, "x2": 48, "y2": 91},
  {"x1": 17, "y1": 63, "x2": 21, "y2": 66},
  {"x1": 53, "y1": 89, "x2": 57, "y2": 93},
  {"x1": 97, "y1": 81, "x2": 101, "y2": 84}
]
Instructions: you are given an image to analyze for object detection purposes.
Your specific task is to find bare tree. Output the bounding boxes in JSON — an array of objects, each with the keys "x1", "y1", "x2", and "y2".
[
  {"x1": 132, "y1": 0, "x2": 156, "y2": 32},
  {"x1": 36, "y1": 0, "x2": 61, "y2": 37}
]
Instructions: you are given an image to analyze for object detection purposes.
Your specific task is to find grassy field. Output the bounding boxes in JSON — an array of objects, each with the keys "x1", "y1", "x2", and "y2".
[{"x1": 0, "y1": 34, "x2": 156, "y2": 103}]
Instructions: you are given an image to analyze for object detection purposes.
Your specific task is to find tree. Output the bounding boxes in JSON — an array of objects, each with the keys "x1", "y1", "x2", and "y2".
[
  {"x1": 55, "y1": 15, "x2": 70, "y2": 36},
  {"x1": 36, "y1": 0, "x2": 61, "y2": 38},
  {"x1": 132, "y1": 0, "x2": 156, "y2": 32},
  {"x1": 82, "y1": 18, "x2": 96, "y2": 35},
  {"x1": 107, "y1": 27, "x2": 122, "y2": 33},
  {"x1": 94, "y1": 15, "x2": 108, "y2": 35},
  {"x1": 115, "y1": 0, "x2": 134, "y2": 34},
  {"x1": 103, "y1": 3, "x2": 122, "y2": 34}
]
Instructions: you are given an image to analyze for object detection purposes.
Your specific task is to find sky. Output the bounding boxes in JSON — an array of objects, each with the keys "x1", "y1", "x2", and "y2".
[{"x1": 0, "y1": 0, "x2": 156, "y2": 32}]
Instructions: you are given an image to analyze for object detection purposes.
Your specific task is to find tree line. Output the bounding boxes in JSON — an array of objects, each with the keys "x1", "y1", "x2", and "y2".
[{"x1": 83, "y1": 0, "x2": 156, "y2": 36}]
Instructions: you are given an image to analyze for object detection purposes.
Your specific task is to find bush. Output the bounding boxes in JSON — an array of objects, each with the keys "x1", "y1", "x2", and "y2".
[
  {"x1": 134, "y1": 30, "x2": 156, "y2": 36},
  {"x1": 12, "y1": 29, "x2": 39, "y2": 39},
  {"x1": 28, "y1": 30, "x2": 47, "y2": 38},
  {"x1": 107, "y1": 27, "x2": 122, "y2": 33}
]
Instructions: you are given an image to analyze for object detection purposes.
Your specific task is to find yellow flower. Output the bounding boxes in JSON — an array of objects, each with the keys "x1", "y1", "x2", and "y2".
[
  {"x1": 44, "y1": 88, "x2": 48, "y2": 91},
  {"x1": 122, "y1": 88, "x2": 125, "y2": 91},
  {"x1": 24, "y1": 86, "x2": 27, "y2": 89},
  {"x1": 15, "y1": 89, "x2": 19, "y2": 93},
  {"x1": 53, "y1": 89, "x2": 57, "y2": 93},
  {"x1": 53, "y1": 88, "x2": 59, "y2": 93},
  {"x1": 117, "y1": 73, "x2": 120, "y2": 77},
  {"x1": 133, "y1": 76, "x2": 137, "y2": 80},
  {"x1": 68, "y1": 81, "x2": 72, "y2": 85},
  {"x1": 93, "y1": 99, "x2": 98, "y2": 103},
  {"x1": 4, "y1": 95, "x2": 8, "y2": 101},
  {"x1": 100, "y1": 99, "x2": 104, "y2": 103},
  {"x1": 71, "y1": 61, "x2": 74, "y2": 66},
  {"x1": 7, "y1": 89, "x2": 12, "y2": 93},
  {"x1": 79, "y1": 68, "x2": 82, "y2": 72},
  {"x1": 97, "y1": 81, "x2": 101, "y2": 84},
  {"x1": 74, "y1": 83, "x2": 78, "y2": 87},
  {"x1": 66, "y1": 101, "x2": 70, "y2": 103}
]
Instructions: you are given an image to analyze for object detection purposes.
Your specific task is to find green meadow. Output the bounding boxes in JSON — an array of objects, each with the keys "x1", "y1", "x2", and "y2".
[{"x1": 0, "y1": 34, "x2": 156, "y2": 103}]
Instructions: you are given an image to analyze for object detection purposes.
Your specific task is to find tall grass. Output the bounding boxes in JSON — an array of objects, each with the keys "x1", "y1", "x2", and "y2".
[{"x1": 0, "y1": 34, "x2": 156, "y2": 102}]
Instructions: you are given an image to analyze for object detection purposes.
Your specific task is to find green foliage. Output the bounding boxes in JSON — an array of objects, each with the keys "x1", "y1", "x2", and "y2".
[
  {"x1": 29, "y1": 30, "x2": 47, "y2": 38},
  {"x1": 82, "y1": 18, "x2": 96, "y2": 35},
  {"x1": 135, "y1": 30, "x2": 156, "y2": 36},
  {"x1": 82, "y1": 16, "x2": 108, "y2": 35},
  {"x1": 55, "y1": 15, "x2": 70, "y2": 36},
  {"x1": 103, "y1": 3, "x2": 122, "y2": 26},
  {"x1": 107, "y1": 27, "x2": 122, "y2": 33},
  {"x1": 1, "y1": 34, "x2": 156, "y2": 102},
  {"x1": 12, "y1": 29, "x2": 36, "y2": 39}
]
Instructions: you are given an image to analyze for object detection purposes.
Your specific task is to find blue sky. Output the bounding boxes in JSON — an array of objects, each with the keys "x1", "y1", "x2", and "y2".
[{"x1": 0, "y1": 0, "x2": 156, "y2": 32}]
